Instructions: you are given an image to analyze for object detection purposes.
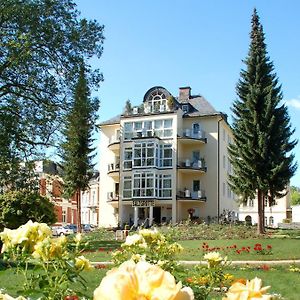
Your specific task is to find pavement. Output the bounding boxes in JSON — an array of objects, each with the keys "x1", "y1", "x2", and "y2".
[{"x1": 91, "y1": 260, "x2": 300, "y2": 266}]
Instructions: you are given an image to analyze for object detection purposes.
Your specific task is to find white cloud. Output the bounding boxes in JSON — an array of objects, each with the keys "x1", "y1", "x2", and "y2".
[{"x1": 285, "y1": 98, "x2": 300, "y2": 109}]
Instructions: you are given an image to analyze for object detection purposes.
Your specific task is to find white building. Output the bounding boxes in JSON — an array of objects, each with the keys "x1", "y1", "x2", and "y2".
[
  {"x1": 238, "y1": 192, "x2": 292, "y2": 227},
  {"x1": 81, "y1": 172, "x2": 100, "y2": 226},
  {"x1": 98, "y1": 86, "x2": 238, "y2": 227}
]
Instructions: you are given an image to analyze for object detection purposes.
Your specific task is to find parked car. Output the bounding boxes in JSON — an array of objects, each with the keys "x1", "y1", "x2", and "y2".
[
  {"x1": 52, "y1": 225, "x2": 74, "y2": 236},
  {"x1": 82, "y1": 224, "x2": 96, "y2": 232},
  {"x1": 64, "y1": 224, "x2": 77, "y2": 233}
]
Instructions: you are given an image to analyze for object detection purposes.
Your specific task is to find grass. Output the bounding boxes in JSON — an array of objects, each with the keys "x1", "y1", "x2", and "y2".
[
  {"x1": 1, "y1": 263, "x2": 300, "y2": 299},
  {"x1": 81, "y1": 238, "x2": 300, "y2": 262}
]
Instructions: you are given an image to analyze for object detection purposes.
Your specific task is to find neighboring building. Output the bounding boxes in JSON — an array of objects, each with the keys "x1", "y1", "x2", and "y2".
[
  {"x1": 81, "y1": 172, "x2": 100, "y2": 226},
  {"x1": 238, "y1": 191, "x2": 292, "y2": 227},
  {"x1": 98, "y1": 86, "x2": 237, "y2": 227},
  {"x1": 35, "y1": 161, "x2": 77, "y2": 225}
]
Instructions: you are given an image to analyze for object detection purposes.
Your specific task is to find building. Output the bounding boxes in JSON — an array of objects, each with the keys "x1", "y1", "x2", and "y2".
[
  {"x1": 36, "y1": 161, "x2": 77, "y2": 225},
  {"x1": 98, "y1": 86, "x2": 237, "y2": 227},
  {"x1": 238, "y1": 191, "x2": 292, "y2": 227},
  {"x1": 81, "y1": 171, "x2": 100, "y2": 226}
]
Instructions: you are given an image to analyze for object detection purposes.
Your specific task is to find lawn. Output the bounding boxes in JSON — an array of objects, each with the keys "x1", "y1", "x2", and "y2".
[
  {"x1": 1, "y1": 263, "x2": 300, "y2": 299},
  {"x1": 81, "y1": 238, "x2": 300, "y2": 262}
]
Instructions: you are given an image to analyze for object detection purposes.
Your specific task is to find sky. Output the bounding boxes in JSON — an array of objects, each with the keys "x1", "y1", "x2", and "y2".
[{"x1": 75, "y1": 0, "x2": 300, "y2": 187}]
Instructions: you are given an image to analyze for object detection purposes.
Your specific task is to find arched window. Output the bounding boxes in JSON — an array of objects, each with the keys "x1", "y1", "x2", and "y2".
[
  {"x1": 269, "y1": 216, "x2": 274, "y2": 226},
  {"x1": 147, "y1": 90, "x2": 167, "y2": 112}
]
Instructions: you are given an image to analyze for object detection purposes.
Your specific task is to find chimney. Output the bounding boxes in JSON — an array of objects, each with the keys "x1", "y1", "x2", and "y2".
[{"x1": 179, "y1": 86, "x2": 191, "y2": 102}]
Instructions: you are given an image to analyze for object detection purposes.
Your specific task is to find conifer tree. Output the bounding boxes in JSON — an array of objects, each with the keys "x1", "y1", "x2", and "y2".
[
  {"x1": 229, "y1": 9, "x2": 297, "y2": 234},
  {"x1": 61, "y1": 65, "x2": 99, "y2": 232}
]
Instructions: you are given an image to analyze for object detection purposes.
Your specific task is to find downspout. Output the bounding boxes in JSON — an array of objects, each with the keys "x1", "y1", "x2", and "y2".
[{"x1": 217, "y1": 115, "x2": 223, "y2": 223}]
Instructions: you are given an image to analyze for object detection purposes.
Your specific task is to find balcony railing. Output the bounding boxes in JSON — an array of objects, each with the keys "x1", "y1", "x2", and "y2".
[
  {"x1": 108, "y1": 135, "x2": 120, "y2": 145},
  {"x1": 107, "y1": 162, "x2": 120, "y2": 173},
  {"x1": 179, "y1": 129, "x2": 206, "y2": 140},
  {"x1": 124, "y1": 104, "x2": 174, "y2": 116},
  {"x1": 107, "y1": 192, "x2": 119, "y2": 202},
  {"x1": 178, "y1": 158, "x2": 206, "y2": 170},
  {"x1": 177, "y1": 189, "x2": 206, "y2": 201}
]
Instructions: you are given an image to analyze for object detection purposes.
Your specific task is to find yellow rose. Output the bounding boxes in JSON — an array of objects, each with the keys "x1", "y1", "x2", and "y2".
[
  {"x1": 75, "y1": 256, "x2": 93, "y2": 271},
  {"x1": 93, "y1": 260, "x2": 194, "y2": 300},
  {"x1": 203, "y1": 251, "x2": 224, "y2": 267},
  {"x1": 122, "y1": 234, "x2": 145, "y2": 247},
  {"x1": 0, "y1": 292, "x2": 26, "y2": 300},
  {"x1": 223, "y1": 277, "x2": 272, "y2": 300}
]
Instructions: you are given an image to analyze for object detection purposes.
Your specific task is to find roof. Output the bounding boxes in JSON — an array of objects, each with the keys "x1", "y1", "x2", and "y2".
[
  {"x1": 184, "y1": 95, "x2": 219, "y2": 116},
  {"x1": 99, "y1": 114, "x2": 121, "y2": 126}
]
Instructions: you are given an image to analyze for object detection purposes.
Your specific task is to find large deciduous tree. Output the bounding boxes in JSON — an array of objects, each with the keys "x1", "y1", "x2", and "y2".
[
  {"x1": 0, "y1": 190, "x2": 57, "y2": 230},
  {"x1": 0, "y1": 0, "x2": 104, "y2": 188},
  {"x1": 60, "y1": 65, "x2": 99, "y2": 232},
  {"x1": 229, "y1": 9, "x2": 297, "y2": 234}
]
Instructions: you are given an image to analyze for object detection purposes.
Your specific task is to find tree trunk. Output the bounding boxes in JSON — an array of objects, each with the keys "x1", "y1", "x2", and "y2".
[
  {"x1": 76, "y1": 189, "x2": 82, "y2": 233},
  {"x1": 257, "y1": 189, "x2": 265, "y2": 234}
]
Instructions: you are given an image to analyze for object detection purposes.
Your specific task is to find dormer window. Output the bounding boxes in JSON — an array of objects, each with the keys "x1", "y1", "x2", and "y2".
[{"x1": 182, "y1": 104, "x2": 189, "y2": 113}]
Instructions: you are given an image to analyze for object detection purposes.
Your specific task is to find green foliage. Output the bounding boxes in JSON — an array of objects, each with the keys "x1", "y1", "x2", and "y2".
[
  {"x1": 111, "y1": 228, "x2": 183, "y2": 272},
  {"x1": 0, "y1": 222, "x2": 92, "y2": 299},
  {"x1": 0, "y1": 0, "x2": 104, "y2": 188},
  {"x1": 0, "y1": 191, "x2": 56, "y2": 229},
  {"x1": 228, "y1": 9, "x2": 297, "y2": 233},
  {"x1": 291, "y1": 186, "x2": 300, "y2": 205},
  {"x1": 167, "y1": 96, "x2": 176, "y2": 110},
  {"x1": 124, "y1": 99, "x2": 132, "y2": 114},
  {"x1": 60, "y1": 65, "x2": 99, "y2": 197}
]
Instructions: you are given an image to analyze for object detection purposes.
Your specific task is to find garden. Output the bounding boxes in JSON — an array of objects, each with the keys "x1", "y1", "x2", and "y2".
[{"x1": 1, "y1": 222, "x2": 300, "y2": 299}]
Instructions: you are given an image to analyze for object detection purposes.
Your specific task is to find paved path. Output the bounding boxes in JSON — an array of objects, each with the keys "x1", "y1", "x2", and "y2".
[{"x1": 91, "y1": 260, "x2": 300, "y2": 266}]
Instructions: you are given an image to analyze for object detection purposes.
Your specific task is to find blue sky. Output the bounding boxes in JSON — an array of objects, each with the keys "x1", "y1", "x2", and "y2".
[{"x1": 75, "y1": 0, "x2": 300, "y2": 186}]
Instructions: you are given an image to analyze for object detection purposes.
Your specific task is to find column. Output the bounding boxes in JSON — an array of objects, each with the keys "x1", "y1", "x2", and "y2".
[
  {"x1": 134, "y1": 206, "x2": 138, "y2": 227},
  {"x1": 149, "y1": 206, "x2": 153, "y2": 227}
]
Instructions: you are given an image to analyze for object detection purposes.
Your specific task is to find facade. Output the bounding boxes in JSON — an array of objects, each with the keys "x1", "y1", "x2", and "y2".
[
  {"x1": 81, "y1": 172, "x2": 100, "y2": 226},
  {"x1": 238, "y1": 192, "x2": 292, "y2": 227},
  {"x1": 98, "y1": 86, "x2": 237, "y2": 227},
  {"x1": 36, "y1": 161, "x2": 77, "y2": 225}
]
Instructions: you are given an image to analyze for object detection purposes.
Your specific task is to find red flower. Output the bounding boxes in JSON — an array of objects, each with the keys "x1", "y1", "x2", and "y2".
[{"x1": 267, "y1": 245, "x2": 272, "y2": 250}]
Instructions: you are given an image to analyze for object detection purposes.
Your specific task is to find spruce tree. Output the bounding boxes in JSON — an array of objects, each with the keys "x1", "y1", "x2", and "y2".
[
  {"x1": 229, "y1": 9, "x2": 297, "y2": 234},
  {"x1": 61, "y1": 65, "x2": 99, "y2": 232}
]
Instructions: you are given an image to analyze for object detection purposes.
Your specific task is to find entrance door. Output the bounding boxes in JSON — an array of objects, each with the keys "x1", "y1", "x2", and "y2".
[{"x1": 153, "y1": 207, "x2": 161, "y2": 224}]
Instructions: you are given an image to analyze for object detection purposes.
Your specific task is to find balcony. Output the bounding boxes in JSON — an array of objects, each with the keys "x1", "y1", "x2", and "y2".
[
  {"x1": 124, "y1": 104, "x2": 174, "y2": 117},
  {"x1": 178, "y1": 129, "x2": 207, "y2": 144},
  {"x1": 108, "y1": 135, "x2": 120, "y2": 152},
  {"x1": 177, "y1": 159, "x2": 207, "y2": 173},
  {"x1": 107, "y1": 162, "x2": 120, "y2": 180},
  {"x1": 107, "y1": 192, "x2": 119, "y2": 207},
  {"x1": 177, "y1": 189, "x2": 207, "y2": 202}
]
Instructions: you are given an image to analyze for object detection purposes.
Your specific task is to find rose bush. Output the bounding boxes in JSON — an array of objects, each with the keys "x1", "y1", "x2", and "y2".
[{"x1": 93, "y1": 260, "x2": 194, "y2": 300}]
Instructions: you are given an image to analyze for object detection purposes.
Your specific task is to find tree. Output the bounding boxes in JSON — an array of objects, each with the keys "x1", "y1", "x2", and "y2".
[
  {"x1": 291, "y1": 186, "x2": 300, "y2": 205},
  {"x1": 228, "y1": 9, "x2": 297, "y2": 234},
  {"x1": 60, "y1": 65, "x2": 99, "y2": 232},
  {"x1": 0, "y1": 0, "x2": 104, "y2": 188},
  {"x1": 0, "y1": 190, "x2": 56, "y2": 230}
]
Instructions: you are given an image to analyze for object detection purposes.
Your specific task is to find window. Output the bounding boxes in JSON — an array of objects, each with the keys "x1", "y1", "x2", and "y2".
[
  {"x1": 148, "y1": 90, "x2": 167, "y2": 112},
  {"x1": 123, "y1": 176, "x2": 132, "y2": 198},
  {"x1": 223, "y1": 182, "x2": 226, "y2": 196},
  {"x1": 62, "y1": 210, "x2": 67, "y2": 223},
  {"x1": 163, "y1": 119, "x2": 173, "y2": 137},
  {"x1": 182, "y1": 104, "x2": 189, "y2": 113},
  {"x1": 133, "y1": 142, "x2": 155, "y2": 167},
  {"x1": 269, "y1": 216, "x2": 274, "y2": 226},
  {"x1": 160, "y1": 144, "x2": 172, "y2": 167},
  {"x1": 249, "y1": 199, "x2": 254, "y2": 207},
  {"x1": 223, "y1": 155, "x2": 226, "y2": 169},
  {"x1": 227, "y1": 186, "x2": 231, "y2": 198},
  {"x1": 160, "y1": 174, "x2": 172, "y2": 198},
  {"x1": 124, "y1": 147, "x2": 132, "y2": 169},
  {"x1": 192, "y1": 123, "x2": 200, "y2": 136},
  {"x1": 193, "y1": 180, "x2": 200, "y2": 192},
  {"x1": 264, "y1": 217, "x2": 268, "y2": 226},
  {"x1": 133, "y1": 173, "x2": 155, "y2": 197}
]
